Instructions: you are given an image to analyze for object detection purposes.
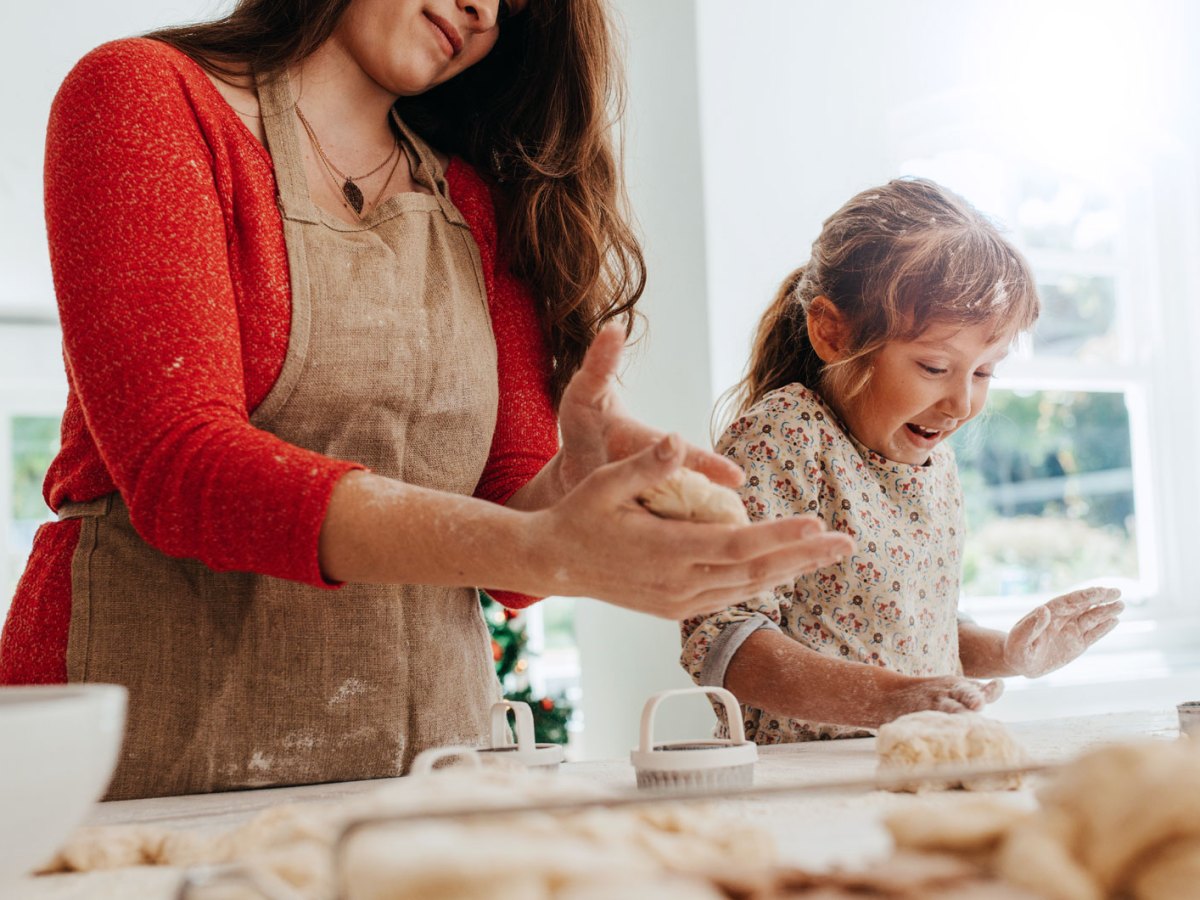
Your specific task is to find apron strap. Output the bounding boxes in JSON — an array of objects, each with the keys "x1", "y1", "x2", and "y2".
[
  {"x1": 256, "y1": 69, "x2": 311, "y2": 219},
  {"x1": 390, "y1": 114, "x2": 446, "y2": 195}
]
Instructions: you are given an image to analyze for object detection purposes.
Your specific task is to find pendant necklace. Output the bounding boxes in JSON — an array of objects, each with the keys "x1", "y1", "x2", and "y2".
[{"x1": 295, "y1": 103, "x2": 399, "y2": 215}]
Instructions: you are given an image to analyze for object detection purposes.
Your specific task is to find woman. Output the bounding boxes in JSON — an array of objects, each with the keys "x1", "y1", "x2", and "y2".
[{"x1": 0, "y1": 0, "x2": 851, "y2": 799}]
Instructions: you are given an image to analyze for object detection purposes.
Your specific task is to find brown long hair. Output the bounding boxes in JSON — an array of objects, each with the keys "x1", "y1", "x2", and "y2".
[
  {"x1": 149, "y1": 0, "x2": 644, "y2": 406},
  {"x1": 725, "y1": 178, "x2": 1040, "y2": 425}
]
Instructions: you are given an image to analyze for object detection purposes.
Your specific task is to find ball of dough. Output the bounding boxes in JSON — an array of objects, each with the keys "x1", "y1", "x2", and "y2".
[
  {"x1": 1034, "y1": 740, "x2": 1200, "y2": 895},
  {"x1": 639, "y1": 468, "x2": 748, "y2": 525},
  {"x1": 886, "y1": 797, "x2": 1032, "y2": 855},
  {"x1": 876, "y1": 711, "x2": 1029, "y2": 792}
]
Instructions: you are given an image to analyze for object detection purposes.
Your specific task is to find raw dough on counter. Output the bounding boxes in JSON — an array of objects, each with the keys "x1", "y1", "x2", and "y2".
[
  {"x1": 875, "y1": 711, "x2": 1029, "y2": 791},
  {"x1": 885, "y1": 738, "x2": 1200, "y2": 900},
  {"x1": 40, "y1": 766, "x2": 771, "y2": 900},
  {"x1": 639, "y1": 468, "x2": 749, "y2": 525},
  {"x1": 714, "y1": 850, "x2": 1038, "y2": 899}
]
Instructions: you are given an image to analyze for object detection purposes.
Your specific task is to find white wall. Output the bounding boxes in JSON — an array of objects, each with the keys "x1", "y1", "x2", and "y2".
[
  {"x1": 574, "y1": 0, "x2": 720, "y2": 758},
  {"x1": 695, "y1": 0, "x2": 1200, "y2": 395},
  {"x1": 2, "y1": 0, "x2": 232, "y2": 315}
]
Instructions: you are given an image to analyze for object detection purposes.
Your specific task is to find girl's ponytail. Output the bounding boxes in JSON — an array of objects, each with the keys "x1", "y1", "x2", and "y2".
[{"x1": 717, "y1": 266, "x2": 822, "y2": 433}]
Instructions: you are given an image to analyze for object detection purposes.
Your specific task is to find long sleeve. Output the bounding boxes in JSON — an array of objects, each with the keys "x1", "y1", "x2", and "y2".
[{"x1": 44, "y1": 42, "x2": 360, "y2": 585}]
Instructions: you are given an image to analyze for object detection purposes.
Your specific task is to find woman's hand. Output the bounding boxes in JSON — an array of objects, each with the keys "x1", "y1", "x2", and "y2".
[
  {"x1": 523, "y1": 431, "x2": 853, "y2": 620},
  {"x1": 554, "y1": 322, "x2": 744, "y2": 496},
  {"x1": 1002, "y1": 587, "x2": 1124, "y2": 678}
]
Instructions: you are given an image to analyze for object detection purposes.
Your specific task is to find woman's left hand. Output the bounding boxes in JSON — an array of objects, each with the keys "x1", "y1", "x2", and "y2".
[
  {"x1": 1003, "y1": 587, "x2": 1124, "y2": 678},
  {"x1": 555, "y1": 322, "x2": 744, "y2": 494}
]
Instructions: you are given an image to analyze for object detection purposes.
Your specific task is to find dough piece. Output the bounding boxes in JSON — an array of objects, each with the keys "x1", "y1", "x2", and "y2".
[
  {"x1": 38, "y1": 767, "x2": 774, "y2": 900},
  {"x1": 639, "y1": 468, "x2": 749, "y2": 525},
  {"x1": 718, "y1": 852, "x2": 1036, "y2": 899},
  {"x1": 886, "y1": 798, "x2": 1031, "y2": 855},
  {"x1": 993, "y1": 810, "x2": 1100, "y2": 900},
  {"x1": 1128, "y1": 837, "x2": 1200, "y2": 900},
  {"x1": 1032, "y1": 740, "x2": 1200, "y2": 896},
  {"x1": 875, "y1": 711, "x2": 1029, "y2": 792},
  {"x1": 882, "y1": 740, "x2": 1200, "y2": 900},
  {"x1": 38, "y1": 825, "x2": 167, "y2": 872}
]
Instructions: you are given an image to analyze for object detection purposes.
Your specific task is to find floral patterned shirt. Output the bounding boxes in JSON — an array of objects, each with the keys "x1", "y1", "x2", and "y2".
[{"x1": 681, "y1": 383, "x2": 965, "y2": 743}]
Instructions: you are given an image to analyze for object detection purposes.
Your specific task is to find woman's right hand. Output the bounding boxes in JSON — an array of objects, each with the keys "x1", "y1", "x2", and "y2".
[{"x1": 522, "y1": 430, "x2": 853, "y2": 620}]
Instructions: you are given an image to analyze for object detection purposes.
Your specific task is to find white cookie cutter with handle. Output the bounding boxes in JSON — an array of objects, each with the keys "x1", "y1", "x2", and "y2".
[
  {"x1": 630, "y1": 686, "x2": 757, "y2": 791},
  {"x1": 410, "y1": 745, "x2": 485, "y2": 775},
  {"x1": 476, "y1": 700, "x2": 565, "y2": 771}
]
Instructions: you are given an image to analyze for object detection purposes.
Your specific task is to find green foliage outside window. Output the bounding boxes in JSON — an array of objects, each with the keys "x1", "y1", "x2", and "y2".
[
  {"x1": 12, "y1": 416, "x2": 59, "y2": 522},
  {"x1": 952, "y1": 390, "x2": 1138, "y2": 597}
]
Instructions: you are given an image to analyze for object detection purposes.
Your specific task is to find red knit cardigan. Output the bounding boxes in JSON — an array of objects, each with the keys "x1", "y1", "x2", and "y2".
[{"x1": 0, "y1": 39, "x2": 557, "y2": 685}]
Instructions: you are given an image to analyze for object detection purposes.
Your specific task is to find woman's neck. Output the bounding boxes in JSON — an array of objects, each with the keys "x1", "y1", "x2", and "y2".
[{"x1": 289, "y1": 39, "x2": 399, "y2": 171}]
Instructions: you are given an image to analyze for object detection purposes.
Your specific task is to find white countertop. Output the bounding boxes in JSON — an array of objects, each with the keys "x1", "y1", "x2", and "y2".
[{"x1": 10, "y1": 710, "x2": 1180, "y2": 899}]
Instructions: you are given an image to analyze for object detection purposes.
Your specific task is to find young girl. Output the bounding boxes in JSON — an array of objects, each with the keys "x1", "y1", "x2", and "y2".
[{"x1": 682, "y1": 178, "x2": 1124, "y2": 742}]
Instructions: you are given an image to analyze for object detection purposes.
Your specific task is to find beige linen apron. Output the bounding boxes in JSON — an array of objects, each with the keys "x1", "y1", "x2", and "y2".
[{"x1": 59, "y1": 71, "x2": 501, "y2": 800}]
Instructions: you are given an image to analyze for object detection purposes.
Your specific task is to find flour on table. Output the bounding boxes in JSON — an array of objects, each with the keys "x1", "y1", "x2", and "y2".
[
  {"x1": 875, "y1": 711, "x2": 1029, "y2": 792},
  {"x1": 639, "y1": 468, "x2": 749, "y2": 525}
]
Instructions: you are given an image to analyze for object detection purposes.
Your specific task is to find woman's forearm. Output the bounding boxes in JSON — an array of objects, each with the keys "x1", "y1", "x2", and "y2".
[
  {"x1": 319, "y1": 470, "x2": 543, "y2": 591},
  {"x1": 319, "y1": 433, "x2": 857, "y2": 621}
]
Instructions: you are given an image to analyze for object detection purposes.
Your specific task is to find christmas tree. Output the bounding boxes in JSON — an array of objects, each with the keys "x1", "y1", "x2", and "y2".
[{"x1": 480, "y1": 590, "x2": 573, "y2": 745}]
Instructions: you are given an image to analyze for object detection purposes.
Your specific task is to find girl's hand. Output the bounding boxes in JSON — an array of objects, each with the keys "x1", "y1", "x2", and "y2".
[
  {"x1": 555, "y1": 322, "x2": 744, "y2": 495},
  {"x1": 1002, "y1": 587, "x2": 1124, "y2": 679},
  {"x1": 524, "y1": 432, "x2": 853, "y2": 620},
  {"x1": 878, "y1": 674, "x2": 1005, "y2": 725}
]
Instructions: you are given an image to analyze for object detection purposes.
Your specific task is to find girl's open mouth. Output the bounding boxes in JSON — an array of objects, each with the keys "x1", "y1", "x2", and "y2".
[{"x1": 906, "y1": 423, "x2": 941, "y2": 439}]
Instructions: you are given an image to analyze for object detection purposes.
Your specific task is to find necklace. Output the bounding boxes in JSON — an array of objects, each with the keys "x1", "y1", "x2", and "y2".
[{"x1": 294, "y1": 103, "x2": 399, "y2": 215}]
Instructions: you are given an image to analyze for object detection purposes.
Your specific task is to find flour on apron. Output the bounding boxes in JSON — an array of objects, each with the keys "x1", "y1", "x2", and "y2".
[{"x1": 61, "y1": 69, "x2": 501, "y2": 800}]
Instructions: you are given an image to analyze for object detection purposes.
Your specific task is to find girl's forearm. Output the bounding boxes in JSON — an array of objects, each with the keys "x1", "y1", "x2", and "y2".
[
  {"x1": 958, "y1": 621, "x2": 1017, "y2": 678},
  {"x1": 724, "y1": 629, "x2": 911, "y2": 729},
  {"x1": 724, "y1": 628, "x2": 1003, "y2": 729}
]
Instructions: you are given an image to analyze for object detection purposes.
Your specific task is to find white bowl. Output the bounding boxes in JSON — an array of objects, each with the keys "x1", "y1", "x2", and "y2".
[{"x1": 0, "y1": 684, "x2": 127, "y2": 884}]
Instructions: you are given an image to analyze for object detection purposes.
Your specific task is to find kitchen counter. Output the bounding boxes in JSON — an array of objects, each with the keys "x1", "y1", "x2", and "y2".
[{"x1": 9, "y1": 710, "x2": 1180, "y2": 899}]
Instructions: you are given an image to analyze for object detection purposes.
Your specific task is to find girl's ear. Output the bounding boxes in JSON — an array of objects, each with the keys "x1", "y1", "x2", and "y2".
[{"x1": 807, "y1": 296, "x2": 851, "y2": 363}]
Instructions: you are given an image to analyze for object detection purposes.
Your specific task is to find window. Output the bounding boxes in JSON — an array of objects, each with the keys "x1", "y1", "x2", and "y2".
[
  {"x1": 0, "y1": 323, "x2": 66, "y2": 618},
  {"x1": 5, "y1": 417, "x2": 59, "y2": 593},
  {"x1": 896, "y1": 156, "x2": 1152, "y2": 614}
]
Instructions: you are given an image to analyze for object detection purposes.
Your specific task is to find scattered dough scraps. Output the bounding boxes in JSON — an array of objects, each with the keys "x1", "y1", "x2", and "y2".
[
  {"x1": 886, "y1": 739, "x2": 1200, "y2": 900},
  {"x1": 639, "y1": 468, "x2": 749, "y2": 525},
  {"x1": 39, "y1": 767, "x2": 773, "y2": 900},
  {"x1": 875, "y1": 711, "x2": 1029, "y2": 792}
]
